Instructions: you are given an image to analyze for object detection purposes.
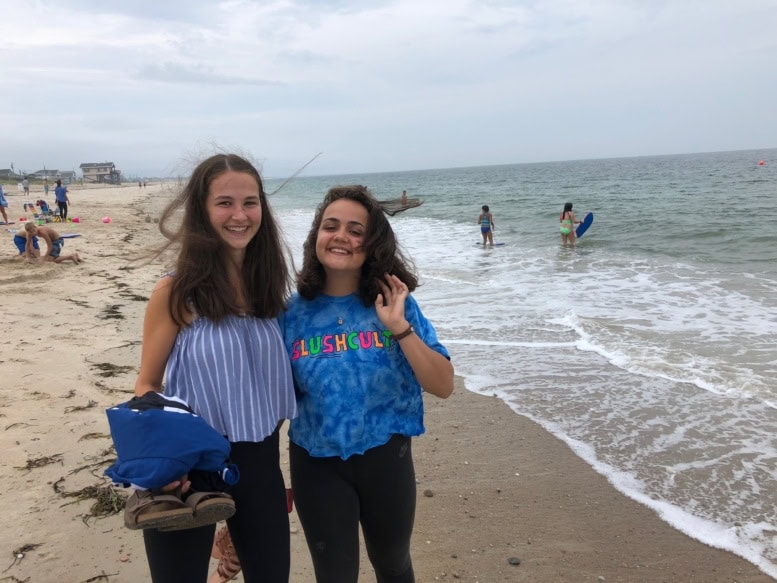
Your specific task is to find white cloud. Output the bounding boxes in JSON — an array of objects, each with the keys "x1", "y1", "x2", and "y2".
[{"x1": 1, "y1": 0, "x2": 775, "y2": 177}]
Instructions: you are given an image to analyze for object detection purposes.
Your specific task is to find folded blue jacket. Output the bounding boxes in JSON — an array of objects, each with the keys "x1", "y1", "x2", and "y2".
[{"x1": 104, "y1": 392, "x2": 239, "y2": 489}]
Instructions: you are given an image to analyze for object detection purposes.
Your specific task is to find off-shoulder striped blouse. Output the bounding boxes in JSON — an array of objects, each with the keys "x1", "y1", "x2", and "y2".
[{"x1": 164, "y1": 315, "x2": 297, "y2": 443}]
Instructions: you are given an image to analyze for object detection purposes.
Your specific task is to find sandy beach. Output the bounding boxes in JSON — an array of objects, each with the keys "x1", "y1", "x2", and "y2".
[{"x1": 0, "y1": 183, "x2": 773, "y2": 583}]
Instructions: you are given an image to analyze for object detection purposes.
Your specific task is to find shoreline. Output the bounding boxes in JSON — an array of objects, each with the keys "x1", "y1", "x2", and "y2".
[
  {"x1": 0, "y1": 185, "x2": 773, "y2": 582},
  {"x1": 413, "y1": 385, "x2": 774, "y2": 582}
]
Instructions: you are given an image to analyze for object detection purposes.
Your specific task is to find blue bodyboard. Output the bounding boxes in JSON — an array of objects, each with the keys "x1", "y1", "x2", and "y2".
[{"x1": 576, "y1": 212, "x2": 593, "y2": 238}]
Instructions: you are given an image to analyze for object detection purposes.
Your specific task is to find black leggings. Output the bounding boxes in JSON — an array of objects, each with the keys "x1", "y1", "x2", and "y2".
[
  {"x1": 290, "y1": 435, "x2": 416, "y2": 583},
  {"x1": 143, "y1": 430, "x2": 290, "y2": 583},
  {"x1": 57, "y1": 201, "x2": 68, "y2": 220}
]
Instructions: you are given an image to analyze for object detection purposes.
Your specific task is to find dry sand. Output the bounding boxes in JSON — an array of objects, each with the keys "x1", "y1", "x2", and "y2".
[{"x1": 0, "y1": 183, "x2": 773, "y2": 582}]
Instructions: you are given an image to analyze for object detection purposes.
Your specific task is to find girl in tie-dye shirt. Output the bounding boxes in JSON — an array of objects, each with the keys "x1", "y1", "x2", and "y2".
[{"x1": 281, "y1": 185, "x2": 454, "y2": 583}]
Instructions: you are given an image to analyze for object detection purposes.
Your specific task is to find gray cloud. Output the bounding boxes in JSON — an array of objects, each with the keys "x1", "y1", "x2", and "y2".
[
  {"x1": 134, "y1": 62, "x2": 278, "y2": 86},
  {"x1": 1, "y1": 0, "x2": 775, "y2": 177}
]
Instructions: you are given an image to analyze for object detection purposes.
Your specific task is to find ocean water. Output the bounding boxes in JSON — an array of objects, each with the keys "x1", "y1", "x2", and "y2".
[{"x1": 266, "y1": 148, "x2": 777, "y2": 579}]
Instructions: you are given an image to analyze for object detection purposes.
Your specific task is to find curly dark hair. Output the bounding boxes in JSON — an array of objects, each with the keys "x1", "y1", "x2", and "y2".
[
  {"x1": 297, "y1": 185, "x2": 418, "y2": 305},
  {"x1": 156, "y1": 153, "x2": 290, "y2": 324}
]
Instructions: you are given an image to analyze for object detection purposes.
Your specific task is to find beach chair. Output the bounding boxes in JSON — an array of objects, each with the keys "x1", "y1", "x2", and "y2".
[{"x1": 36, "y1": 200, "x2": 60, "y2": 222}]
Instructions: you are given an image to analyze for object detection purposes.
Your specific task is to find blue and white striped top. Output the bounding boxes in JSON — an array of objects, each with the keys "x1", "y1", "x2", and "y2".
[{"x1": 164, "y1": 314, "x2": 297, "y2": 443}]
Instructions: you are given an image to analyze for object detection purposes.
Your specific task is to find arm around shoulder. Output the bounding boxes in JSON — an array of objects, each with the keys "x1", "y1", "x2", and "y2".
[{"x1": 134, "y1": 277, "x2": 180, "y2": 397}]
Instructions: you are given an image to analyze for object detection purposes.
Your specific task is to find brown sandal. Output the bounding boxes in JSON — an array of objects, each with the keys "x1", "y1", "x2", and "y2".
[
  {"x1": 123, "y1": 489, "x2": 193, "y2": 531},
  {"x1": 160, "y1": 491, "x2": 236, "y2": 531},
  {"x1": 206, "y1": 489, "x2": 293, "y2": 580},
  {"x1": 209, "y1": 526, "x2": 242, "y2": 583}
]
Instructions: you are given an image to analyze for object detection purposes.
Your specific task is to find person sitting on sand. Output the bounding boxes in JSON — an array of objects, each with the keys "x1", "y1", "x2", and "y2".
[
  {"x1": 14, "y1": 228, "x2": 39, "y2": 259},
  {"x1": 22, "y1": 222, "x2": 80, "y2": 264}
]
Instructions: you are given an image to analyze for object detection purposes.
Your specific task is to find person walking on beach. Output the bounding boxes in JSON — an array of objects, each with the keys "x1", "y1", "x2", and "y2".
[
  {"x1": 559, "y1": 202, "x2": 580, "y2": 247},
  {"x1": 43, "y1": 178, "x2": 49, "y2": 198},
  {"x1": 478, "y1": 204, "x2": 495, "y2": 247},
  {"x1": 133, "y1": 153, "x2": 296, "y2": 583},
  {"x1": 21, "y1": 222, "x2": 80, "y2": 264},
  {"x1": 54, "y1": 179, "x2": 70, "y2": 220},
  {"x1": 282, "y1": 184, "x2": 454, "y2": 582},
  {"x1": 22, "y1": 177, "x2": 29, "y2": 196},
  {"x1": 0, "y1": 184, "x2": 9, "y2": 225}
]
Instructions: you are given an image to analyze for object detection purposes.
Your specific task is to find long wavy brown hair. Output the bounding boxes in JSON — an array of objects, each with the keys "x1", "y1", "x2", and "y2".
[
  {"x1": 296, "y1": 185, "x2": 418, "y2": 305},
  {"x1": 156, "y1": 153, "x2": 290, "y2": 324}
]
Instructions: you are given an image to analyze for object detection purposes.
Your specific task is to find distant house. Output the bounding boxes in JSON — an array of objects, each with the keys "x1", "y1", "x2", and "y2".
[
  {"x1": 80, "y1": 162, "x2": 122, "y2": 184},
  {"x1": 60, "y1": 170, "x2": 76, "y2": 184},
  {"x1": 0, "y1": 169, "x2": 21, "y2": 180},
  {"x1": 31, "y1": 169, "x2": 60, "y2": 179},
  {"x1": 30, "y1": 169, "x2": 77, "y2": 184}
]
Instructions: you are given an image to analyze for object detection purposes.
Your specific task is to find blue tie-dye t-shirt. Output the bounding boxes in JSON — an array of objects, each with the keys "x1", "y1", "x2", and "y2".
[{"x1": 280, "y1": 292, "x2": 450, "y2": 460}]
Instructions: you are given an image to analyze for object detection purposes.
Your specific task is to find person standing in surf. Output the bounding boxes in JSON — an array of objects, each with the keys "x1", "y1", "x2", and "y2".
[
  {"x1": 478, "y1": 204, "x2": 494, "y2": 247},
  {"x1": 559, "y1": 202, "x2": 580, "y2": 247},
  {"x1": 558, "y1": 202, "x2": 582, "y2": 247}
]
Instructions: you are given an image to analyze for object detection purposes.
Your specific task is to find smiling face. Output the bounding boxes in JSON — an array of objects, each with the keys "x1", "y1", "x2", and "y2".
[
  {"x1": 206, "y1": 170, "x2": 262, "y2": 259},
  {"x1": 315, "y1": 198, "x2": 369, "y2": 293}
]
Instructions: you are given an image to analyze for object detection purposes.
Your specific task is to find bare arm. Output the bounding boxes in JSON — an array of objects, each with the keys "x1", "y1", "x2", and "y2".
[
  {"x1": 134, "y1": 277, "x2": 180, "y2": 397},
  {"x1": 39, "y1": 232, "x2": 54, "y2": 262},
  {"x1": 394, "y1": 330, "x2": 454, "y2": 398},
  {"x1": 24, "y1": 233, "x2": 34, "y2": 260},
  {"x1": 376, "y1": 274, "x2": 454, "y2": 399},
  {"x1": 135, "y1": 277, "x2": 193, "y2": 493}
]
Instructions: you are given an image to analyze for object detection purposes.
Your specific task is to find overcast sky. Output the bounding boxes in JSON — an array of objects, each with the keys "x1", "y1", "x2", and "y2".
[{"x1": 2, "y1": 0, "x2": 776, "y2": 178}]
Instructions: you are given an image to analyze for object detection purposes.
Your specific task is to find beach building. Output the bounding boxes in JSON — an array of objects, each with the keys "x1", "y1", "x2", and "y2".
[
  {"x1": 30, "y1": 169, "x2": 78, "y2": 184},
  {"x1": 31, "y1": 169, "x2": 60, "y2": 180},
  {"x1": 80, "y1": 161, "x2": 122, "y2": 184},
  {"x1": 60, "y1": 170, "x2": 77, "y2": 184},
  {"x1": 0, "y1": 169, "x2": 21, "y2": 180},
  {"x1": 31, "y1": 169, "x2": 59, "y2": 179}
]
